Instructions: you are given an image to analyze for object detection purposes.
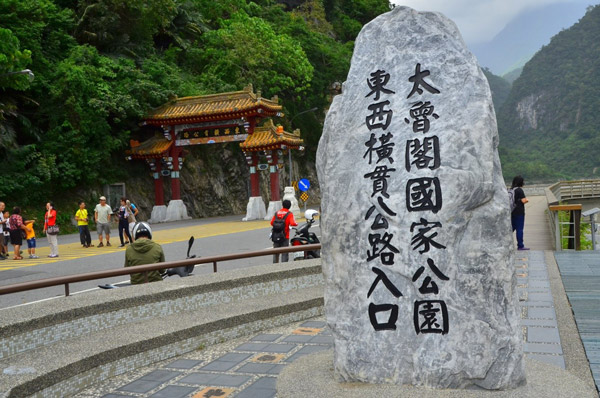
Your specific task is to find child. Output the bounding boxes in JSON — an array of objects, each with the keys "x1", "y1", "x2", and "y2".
[{"x1": 24, "y1": 220, "x2": 38, "y2": 259}]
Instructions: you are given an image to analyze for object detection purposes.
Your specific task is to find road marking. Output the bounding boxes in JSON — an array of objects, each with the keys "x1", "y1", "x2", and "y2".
[{"x1": 0, "y1": 220, "x2": 271, "y2": 272}]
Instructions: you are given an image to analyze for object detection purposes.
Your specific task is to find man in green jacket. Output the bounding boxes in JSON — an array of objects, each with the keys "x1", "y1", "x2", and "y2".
[{"x1": 125, "y1": 221, "x2": 164, "y2": 285}]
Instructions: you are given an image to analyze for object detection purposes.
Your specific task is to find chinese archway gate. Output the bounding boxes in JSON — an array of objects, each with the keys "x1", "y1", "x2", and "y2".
[{"x1": 127, "y1": 85, "x2": 304, "y2": 222}]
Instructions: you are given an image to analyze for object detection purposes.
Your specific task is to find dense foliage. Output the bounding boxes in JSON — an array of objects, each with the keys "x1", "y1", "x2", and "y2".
[
  {"x1": 481, "y1": 68, "x2": 511, "y2": 114},
  {"x1": 0, "y1": 0, "x2": 392, "y2": 206},
  {"x1": 497, "y1": 4, "x2": 600, "y2": 182}
]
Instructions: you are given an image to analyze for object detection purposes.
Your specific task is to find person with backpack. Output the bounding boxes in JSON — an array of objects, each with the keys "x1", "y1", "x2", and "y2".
[
  {"x1": 510, "y1": 175, "x2": 530, "y2": 251},
  {"x1": 270, "y1": 199, "x2": 298, "y2": 263}
]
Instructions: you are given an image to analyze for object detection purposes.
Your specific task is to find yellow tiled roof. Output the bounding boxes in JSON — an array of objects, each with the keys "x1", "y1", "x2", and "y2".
[
  {"x1": 126, "y1": 135, "x2": 173, "y2": 158},
  {"x1": 240, "y1": 120, "x2": 304, "y2": 151},
  {"x1": 145, "y1": 85, "x2": 282, "y2": 124}
]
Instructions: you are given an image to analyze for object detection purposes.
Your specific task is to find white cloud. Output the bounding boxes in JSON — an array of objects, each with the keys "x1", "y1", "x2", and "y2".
[{"x1": 391, "y1": 0, "x2": 586, "y2": 44}]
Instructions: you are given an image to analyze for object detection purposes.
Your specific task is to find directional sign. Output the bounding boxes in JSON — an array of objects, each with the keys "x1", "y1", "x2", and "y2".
[
  {"x1": 300, "y1": 192, "x2": 309, "y2": 202},
  {"x1": 298, "y1": 178, "x2": 310, "y2": 192}
]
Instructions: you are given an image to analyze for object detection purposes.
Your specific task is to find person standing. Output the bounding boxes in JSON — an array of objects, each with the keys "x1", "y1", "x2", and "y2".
[
  {"x1": 125, "y1": 221, "x2": 164, "y2": 285},
  {"x1": 43, "y1": 202, "x2": 59, "y2": 258},
  {"x1": 2, "y1": 210, "x2": 10, "y2": 259},
  {"x1": 75, "y1": 201, "x2": 93, "y2": 248},
  {"x1": 126, "y1": 199, "x2": 138, "y2": 238},
  {"x1": 0, "y1": 202, "x2": 7, "y2": 260},
  {"x1": 94, "y1": 196, "x2": 113, "y2": 247},
  {"x1": 117, "y1": 197, "x2": 133, "y2": 247},
  {"x1": 511, "y1": 175, "x2": 530, "y2": 251},
  {"x1": 24, "y1": 219, "x2": 38, "y2": 259},
  {"x1": 270, "y1": 199, "x2": 298, "y2": 263},
  {"x1": 9, "y1": 207, "x2": 28, "y2": 260}
]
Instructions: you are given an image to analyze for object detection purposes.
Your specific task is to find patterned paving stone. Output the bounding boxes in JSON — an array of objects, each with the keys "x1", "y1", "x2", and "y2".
[
  {"x1": 166, "y1": 359, "x2": 202, "y2": 369},
  {"x1": 148, "y1": 385, "x2": 197, "y2": 398},
  {"x1": 116, "y1": 379, "x2": 163, "y2": 393},
  {"x1": 235, "y1": 362, "x2": 284, "y2": 375},
  {"x1": 250, "y1": 334, "x2": 282, "y2": 342}
]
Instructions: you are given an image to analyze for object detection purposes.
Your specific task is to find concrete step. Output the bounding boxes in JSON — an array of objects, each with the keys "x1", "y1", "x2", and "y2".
[{"x1": 0, "y1": 260, "x2": 325, "y2": 398}]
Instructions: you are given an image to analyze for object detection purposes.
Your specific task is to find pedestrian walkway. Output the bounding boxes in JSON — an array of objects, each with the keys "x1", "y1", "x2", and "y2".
[
  {"x1": 71, "y1": 250, "x2": 572, "y2": 398},
  {"x1": 522, "y1": 195, "x2": 554, "y2": 251},
  {"x1": 555, "y1": 251, "x2": 600, "y2": 391},
  {"x1": 0, "y1": 219, "x2": 270, "y2": 272}
]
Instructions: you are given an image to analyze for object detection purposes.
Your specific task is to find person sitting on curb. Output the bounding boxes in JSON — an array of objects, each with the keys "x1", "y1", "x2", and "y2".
[
  {"x1": 270, "y1": 199, "x2": 298, "y2": 263},
  {"x1": 125, "y1": 221, "x2": 164, "y2": 285}
]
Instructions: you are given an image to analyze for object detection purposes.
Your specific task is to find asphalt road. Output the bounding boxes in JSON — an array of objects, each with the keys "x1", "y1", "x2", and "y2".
[{"x1": 0, "y1": 214, "x2": 320, "y2": 310}]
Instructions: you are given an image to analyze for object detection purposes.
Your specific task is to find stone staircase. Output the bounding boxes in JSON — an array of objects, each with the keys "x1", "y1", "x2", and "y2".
[{"x1": 0, "y1": 260, "x2": 324, "y2": 398}]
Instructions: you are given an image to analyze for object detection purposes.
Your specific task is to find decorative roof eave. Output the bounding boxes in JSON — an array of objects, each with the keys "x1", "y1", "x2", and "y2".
[
  {"x1": 142, "y1": 84, "x2": 283, "y2": 126},
  {"x1": 240, "y1": 120, "x2": 304, "y2": 152},
  {"x1": 126, "y1": 135, "x2": 173, "y2": 159}
]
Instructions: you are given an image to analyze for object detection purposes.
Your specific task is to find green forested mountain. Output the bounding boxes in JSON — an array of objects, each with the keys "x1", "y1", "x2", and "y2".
[
  {"x1": 0, "y1": 0, "x2": 391, "y2": 207},
  {"x1": 497, "y1": 4, "x2": 600, "y2": 182},
  {"x1": 482, "y1": 68, "x2": 511, "y2": 114}
]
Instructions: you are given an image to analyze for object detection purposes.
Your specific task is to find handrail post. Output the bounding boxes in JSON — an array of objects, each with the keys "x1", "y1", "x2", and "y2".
[
  {"x1": 213, "y1": 261, "x2": 217, "y2": 273},
  {"x1": 574, "y1": 209, "x2": 581, "y2": 250},
  {"x1": 65, "y1": 283, "x2": 70, "y2": 297},
  {"x1": 554, "y1": 210, "x2": 562, "y2": 251}
]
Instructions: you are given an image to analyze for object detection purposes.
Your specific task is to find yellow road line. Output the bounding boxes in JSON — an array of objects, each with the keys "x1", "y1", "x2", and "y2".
[{"x1": 1, "y1": 220, "x2": 271, "y2": 272}]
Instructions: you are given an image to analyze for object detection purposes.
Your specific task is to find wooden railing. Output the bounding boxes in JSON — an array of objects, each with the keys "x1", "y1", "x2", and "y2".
[
  {"x1": 0, "y1": 244, "x2": 321, "y2": 297},
  {"x1": 548, "y1": 179, "x2": 600, "y2": 202}
]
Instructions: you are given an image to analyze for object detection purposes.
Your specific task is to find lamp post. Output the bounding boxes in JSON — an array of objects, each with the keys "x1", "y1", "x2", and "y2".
[
  {"x1": 287, "y1": 107, "x2": 318, "y2": 185},
  {"x1": 1, "y1": 69, "x2": 34, "y2": 81}
]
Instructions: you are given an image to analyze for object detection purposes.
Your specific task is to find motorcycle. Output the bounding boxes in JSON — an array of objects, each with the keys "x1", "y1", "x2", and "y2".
[{"x1": 290, "y1": 209, "x2": 321, "y2": 260}]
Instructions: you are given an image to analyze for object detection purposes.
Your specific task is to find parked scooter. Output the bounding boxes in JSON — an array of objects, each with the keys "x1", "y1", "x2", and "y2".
[{"x1": 290, "y1": 209, "x2": 320, "y2": 260}]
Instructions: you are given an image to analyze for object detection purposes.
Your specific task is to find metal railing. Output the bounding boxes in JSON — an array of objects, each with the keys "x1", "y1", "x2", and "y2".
[
  {"x1": 0, "y1": 244, "x2": 321, "y2": 297},
  {"x1": 548, "y1": 179, "x2": 600, "y2": 202},
  {"x1": 548, "y1": 204, "x2": 582, "y2": 251}
]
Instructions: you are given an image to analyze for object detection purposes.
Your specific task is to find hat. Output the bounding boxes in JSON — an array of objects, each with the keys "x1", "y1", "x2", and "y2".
[{"x1": 99, "y1": 196, "x2": 106, "y2": 201}]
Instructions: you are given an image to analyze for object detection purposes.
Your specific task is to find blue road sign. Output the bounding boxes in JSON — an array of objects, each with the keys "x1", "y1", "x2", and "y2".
[{"x1": 298, "y1": 178, "x2": 310, "y2": 192}]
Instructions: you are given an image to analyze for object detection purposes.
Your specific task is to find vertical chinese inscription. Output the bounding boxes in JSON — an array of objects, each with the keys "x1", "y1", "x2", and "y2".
[
  {"x1": 405, "y1": 63, "x2": 449, "y2": 335},
  {"x1": 364, "y1": 69, "x2": 403, "y2": 331}
]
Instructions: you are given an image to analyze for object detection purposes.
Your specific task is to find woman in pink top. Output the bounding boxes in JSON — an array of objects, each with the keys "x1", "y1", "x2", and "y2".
[{"x1": 43, "y1": 202, "x2": 59, "y2": 258}]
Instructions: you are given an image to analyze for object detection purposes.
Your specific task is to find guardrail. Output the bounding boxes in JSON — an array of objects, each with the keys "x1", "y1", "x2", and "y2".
[
  {"x1": 548, "y1": 179, "x2": 600, "y2": 202},
  {"x1": 548, "y1": 204, "x2": 582, "y2": 251},
  {"x1": 0, "y1": 244, "x2": 322, "y2": 297}
]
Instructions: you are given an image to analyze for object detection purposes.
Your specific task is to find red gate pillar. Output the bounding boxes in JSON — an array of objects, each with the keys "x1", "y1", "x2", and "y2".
[
  {"x1": 269, "y1": 152, "x2": 280, "y2": 201},
  {"x1": 153, "y1": 160, "x2": 165, "y2": 206},
  {"x1": 246, "y1": 117, "x2": 260, "y2": 197},
  {"x1": 170, "y1": 134, "x2": 182, "y2": 201},
  {"x1": 250, "y1": 153, "x2": 260, "y2": 197}
]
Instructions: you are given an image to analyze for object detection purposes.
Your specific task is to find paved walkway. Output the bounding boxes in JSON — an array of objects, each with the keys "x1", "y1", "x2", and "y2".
[
  {"x1": 522, "y1": 195, "x2": 554, "y2": 251},
  {"x1": 70, "y1": 249, "x2": 582, "y2": 398}
]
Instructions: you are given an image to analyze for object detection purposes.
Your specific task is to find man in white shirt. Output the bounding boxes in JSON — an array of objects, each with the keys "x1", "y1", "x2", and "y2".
[{"x1": 94, "y1": 196, "x2": 113, "y2": 247}]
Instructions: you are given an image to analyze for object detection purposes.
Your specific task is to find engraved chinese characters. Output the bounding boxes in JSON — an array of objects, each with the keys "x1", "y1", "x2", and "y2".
[{"x1": 317, "y1": 6, "x2": 525, "y2": 389}]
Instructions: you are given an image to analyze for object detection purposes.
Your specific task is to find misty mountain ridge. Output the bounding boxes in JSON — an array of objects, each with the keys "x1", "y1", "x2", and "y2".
[
  {"x1": 471, "y1": 1, "x2": 592, "y2": 76},
  {"x1": 496, "y1": 4, "x2": 600, "y2": 182}
]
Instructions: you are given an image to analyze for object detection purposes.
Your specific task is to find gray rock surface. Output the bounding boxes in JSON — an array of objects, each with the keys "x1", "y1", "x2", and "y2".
[{"x1": 316, "y1": 6, "x2": 525, "y2": 389}]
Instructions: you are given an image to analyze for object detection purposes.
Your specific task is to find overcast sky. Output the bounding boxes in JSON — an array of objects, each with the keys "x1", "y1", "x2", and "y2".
[{"x1": 392, "y1": 0, "x2": 591, "y2": 44}]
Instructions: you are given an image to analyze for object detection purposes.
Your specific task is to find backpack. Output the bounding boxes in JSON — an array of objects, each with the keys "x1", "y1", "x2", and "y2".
[
  {"x1": 271, "y1": 212, "x2": 291, "y2": 243},
  {"x1": 507, "y1": 188, "x2": 517, "y2": 213}
]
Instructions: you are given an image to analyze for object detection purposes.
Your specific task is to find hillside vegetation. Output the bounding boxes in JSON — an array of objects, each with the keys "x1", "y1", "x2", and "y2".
[
  {"x1": 497, "y1": 4, "x2": 600, "y2": 182},
  {"x1": 0, "y1": 0, "x2": 391, "y2": 208}
]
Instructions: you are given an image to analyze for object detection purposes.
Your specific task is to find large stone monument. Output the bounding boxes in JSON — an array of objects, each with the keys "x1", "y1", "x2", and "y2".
[{"x1": 316, "y1": 6, "x2": 525, "y2": 389}]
